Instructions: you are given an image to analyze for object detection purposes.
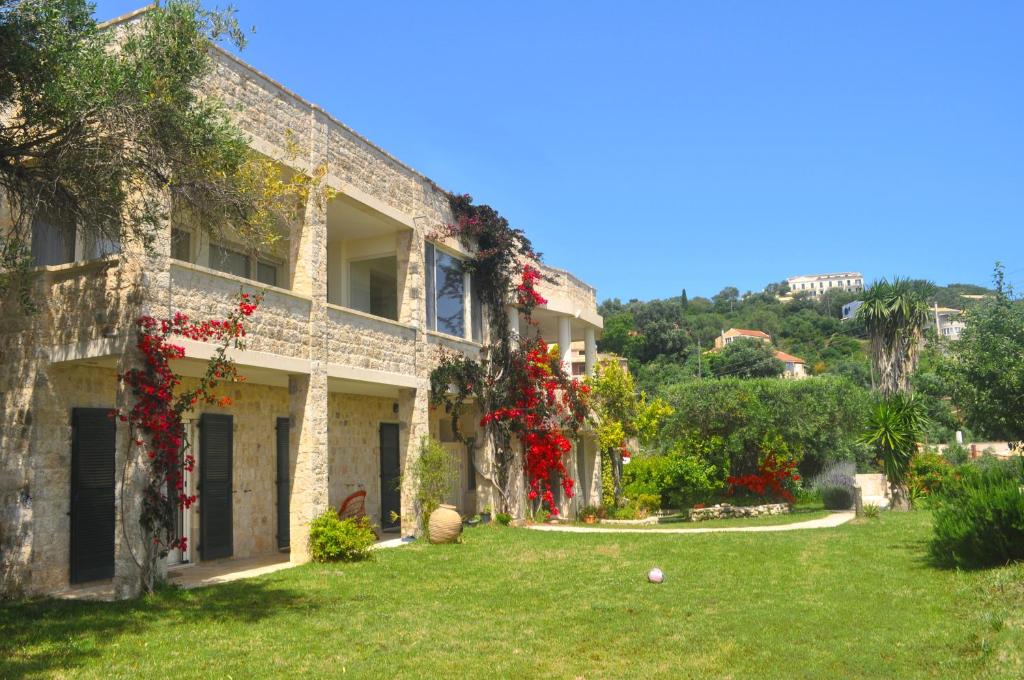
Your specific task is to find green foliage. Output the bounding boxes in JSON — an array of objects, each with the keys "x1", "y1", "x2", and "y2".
[
  {"x1": 658, "y1": 376, "x2": 872, "y2": 479},
  {"x1": 863, "y1": 503, "x2": 881, "y2": 519},
  {"x1": 908, "y1": 451, "x2": 955, "y2": 498},
  {"x1": 859, "y1": 395, "x2": 929, "y2": 502},
  {"x1": 0, "y1": 1, "x2": 302, "y2": 306},
  {"x1": 707, "y1": 338, "x2": 784, "y2": 378},
  {"x1": 947, "y1": 264, "x2": 1024, "y2": 441},
  {"x1": 623, "y1": 433, "x2": 725, "y2": 510},
  {"x1": 408, "y1": 437, "x2": 457, "y2": 524},
  {"x1": 308, "y1": 512, "x2": 376, "y2": 563},
  {"x1": 930, "y1": 465, "x2": 1024, "y2": 569},
  {"x1": 495, "y1": 512, "x2": 512, "y2": 526},
  {"x1": 821, "y1": 485, "x2": 855, "y2": 510},
  {"x1": 942, "y1": 443, "x2": 970, "y2": 466}
]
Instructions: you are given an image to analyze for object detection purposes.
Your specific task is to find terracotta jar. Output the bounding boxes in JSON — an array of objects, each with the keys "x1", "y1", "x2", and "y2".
[{"x1": 428, "y1": 504, "x2": 463, "y2": 544}]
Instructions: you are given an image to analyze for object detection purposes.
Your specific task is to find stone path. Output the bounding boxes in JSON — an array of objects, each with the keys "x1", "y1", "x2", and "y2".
[{"x1": 527, "y1": 511, "x2": 855, "y2": 535}]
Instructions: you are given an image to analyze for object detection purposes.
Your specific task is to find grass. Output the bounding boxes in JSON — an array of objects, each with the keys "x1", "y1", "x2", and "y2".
[{"x1": 3, "y1": 512, "x2": 1022, "y2": 678}]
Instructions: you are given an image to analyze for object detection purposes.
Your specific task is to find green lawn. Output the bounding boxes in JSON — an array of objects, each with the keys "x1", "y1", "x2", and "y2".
[{"x1": 3, "y1": 512, "x2": 1022, "y2": 678}]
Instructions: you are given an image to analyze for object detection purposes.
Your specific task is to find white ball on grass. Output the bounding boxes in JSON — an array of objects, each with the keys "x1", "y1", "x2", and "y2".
[{"x1": 648, "y1": 567, "x2": 664, "y2": 584}]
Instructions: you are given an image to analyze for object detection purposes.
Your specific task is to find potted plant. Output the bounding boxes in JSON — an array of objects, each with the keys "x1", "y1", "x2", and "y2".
[
  {"x1": 479, "y1": 504, "x2": 493, "y2": 524},
  {"x1": 580, "y1": 504, "x2": 600, "y2": 524}
]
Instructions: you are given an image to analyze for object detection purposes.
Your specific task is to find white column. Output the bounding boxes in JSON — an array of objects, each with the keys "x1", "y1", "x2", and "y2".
[
  {"x1": 507, "y1": 306, "x2": 520, "y2": 338},
  {"x1": 558, "y1": 316, "x2": 572, "y2": 375},
  {"x1": 584, "y1": 327, "x2": 597, "y2": 377}
]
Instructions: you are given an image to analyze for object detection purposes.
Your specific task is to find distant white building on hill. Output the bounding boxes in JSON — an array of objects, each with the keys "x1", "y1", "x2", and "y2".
[{"x1": 786, "y1": 272, "x2": 864, "y2": 298}]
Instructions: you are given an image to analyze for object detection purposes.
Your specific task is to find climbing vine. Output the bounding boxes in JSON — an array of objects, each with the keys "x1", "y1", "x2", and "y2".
[
  {"x1": 430, "y1": 194, "x2": 588, "y2": 516},
  {"x1": 114, "y1": 292, "x2": 260, "y2": 586}
]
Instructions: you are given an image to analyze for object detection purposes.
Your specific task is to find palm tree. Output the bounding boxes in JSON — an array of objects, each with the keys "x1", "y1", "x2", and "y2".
[
  {"x1": 859, "y1": 394, "x2": 928, "y2": 510},
  {"x1": 857, "y1": 278, "x2": 933, "y2": 397}
]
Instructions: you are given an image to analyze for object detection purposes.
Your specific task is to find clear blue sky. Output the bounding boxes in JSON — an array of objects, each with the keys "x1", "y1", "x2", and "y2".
[{"x1": 96, "y1": 1, "x2": 1023, "y2": 301}]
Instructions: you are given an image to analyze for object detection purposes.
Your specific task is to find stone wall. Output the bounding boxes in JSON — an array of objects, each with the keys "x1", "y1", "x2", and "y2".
[
  {"x1": 326, "y1": 307, "x2": 417, "y2": 376},
  {"x1": 327, "y1": 393, "x2": 401, "y2": 528},
  {"x1": 169, "y1": 263, "x2": 312, "y2": 360},
  {"x1": 688, "y1": 503, "x2": 791, "y2": 522}
]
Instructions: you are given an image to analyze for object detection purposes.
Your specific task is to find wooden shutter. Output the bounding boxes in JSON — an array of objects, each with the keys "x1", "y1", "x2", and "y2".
[
  {"x1": 70, "y1": 408, "x2": 116, "y2": 583},
  {"x1": 199, "y1": 414, "x2": 233, "y2": 560},
  {"x1": 275, "y1": 417, "x2": 290, "y2": 551},
  {"x1": 379, "y1": 423, "x2": 401, "y2": 530}
]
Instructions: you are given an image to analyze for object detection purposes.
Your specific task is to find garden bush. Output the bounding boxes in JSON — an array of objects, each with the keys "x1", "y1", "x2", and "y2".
[
  {"x1": 929, "y1": 463, "x2": 1024, "y2": 569},
  {"x1": 908, "y1": 451, "x2": 954, "y2": 499},
  {"x1": 657, "y1": 376, "x2": 872, "y2": 479},
  {"x1": 622, "y1": 439, "x2": 724, "y2": 510},
  {"x1": 309, "y1": 512, "x2": 376, "y2": 562},
  {"x1": 941, "y1": 443, "x2": 969, "y2": 466},
  {"x1": 820, "y1": 485, "x2": 855, "y2": 510}
]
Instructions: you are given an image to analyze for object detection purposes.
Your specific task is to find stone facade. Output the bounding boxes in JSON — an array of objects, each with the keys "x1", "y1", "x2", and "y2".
[{"x1": 0, "y1": 13, "x2": 603, "y2": 598}]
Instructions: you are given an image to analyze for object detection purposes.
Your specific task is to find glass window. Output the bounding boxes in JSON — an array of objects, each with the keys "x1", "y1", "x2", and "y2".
[
  {"x1": 256, "y1": 260, "x2": 278, "y2": 287},
  {"x1": 426, "y1": 243, "x2": 466, "y2": 337},
  {"x1": 209, "y1": 243, "x2": 250, "y2": 279},
  {"x1": 425, "y1": 243, "x2": 436, "y2": 330},
  {"x1": 470, "y1": 272, "x2": 483, "y2": 343},
  {"x1": 171, "y1": 229, "x2": 191, "y2": 262},
  {"x1": 349, "y1": 256, "x2": 397, "y2": 320},
  {"x1": 31, "y1": 209, "x2": 75, "y2": 266}
]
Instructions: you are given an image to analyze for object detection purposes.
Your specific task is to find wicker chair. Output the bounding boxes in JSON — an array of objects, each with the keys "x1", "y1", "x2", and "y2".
[{"x1": 337, "y1": 490, "x2": 380, "y2": 538}]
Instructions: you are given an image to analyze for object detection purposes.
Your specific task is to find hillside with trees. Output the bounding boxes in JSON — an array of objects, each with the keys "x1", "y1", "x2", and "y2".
[{"x1": 597, "y1": 280, "x2": 991, "y2": 395}]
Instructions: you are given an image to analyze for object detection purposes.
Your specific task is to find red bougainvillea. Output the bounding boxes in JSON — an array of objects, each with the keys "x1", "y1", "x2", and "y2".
[
  {"x1": 114, "y1": 292, "x2": 260, "y2": 557},
  {"x1": 430, "y1": 194, "x2": 590, "y2": 518},
  {"x1": 726, "y1": 453, "x2": 800, "y2": 504}
]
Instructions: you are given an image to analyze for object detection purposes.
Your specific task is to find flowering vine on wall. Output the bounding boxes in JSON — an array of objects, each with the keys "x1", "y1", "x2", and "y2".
[
  {"x1": 113, "y1": 292, "x2": 260, "y2": 587},
  {"x1": 430, "y1": 194, "x2": 589, "y2": 517}
]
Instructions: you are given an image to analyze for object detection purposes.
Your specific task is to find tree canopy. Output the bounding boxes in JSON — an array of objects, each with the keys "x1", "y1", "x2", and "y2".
[{"x1": 0, "y1": 0, "x2": 296, "y2": 305}]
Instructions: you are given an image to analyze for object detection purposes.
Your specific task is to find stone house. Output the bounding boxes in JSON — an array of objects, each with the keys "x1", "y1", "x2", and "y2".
[
  {"x1": 0, "y1": 10, "x2": 603, "y2": 598},
  {"x1": 712, "y1": 328, "x2": 807, "y2": 379}
]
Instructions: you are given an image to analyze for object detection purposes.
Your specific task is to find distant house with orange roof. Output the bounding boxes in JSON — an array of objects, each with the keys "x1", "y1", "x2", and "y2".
[
  {"x1": 713, "y1": 327, "x2": 772, "y2": 349},
  {"x1": 712, "y1": 328, "x2": 807, "y2": 379}
]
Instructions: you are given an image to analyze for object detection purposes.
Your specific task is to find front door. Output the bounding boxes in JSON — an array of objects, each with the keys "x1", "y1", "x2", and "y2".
[
  {"x1": 70, "y1": 408, "x2": 116, "y2": 584},
  {"x1": 275, "y1": 417, "x2": 290, "y2": 551},
  {"x1": 199, "y1": 413, "x2": 233, "y2": 560},
  {"x1": 379, "y1": 423, "x2": 400, "y2": 531}
]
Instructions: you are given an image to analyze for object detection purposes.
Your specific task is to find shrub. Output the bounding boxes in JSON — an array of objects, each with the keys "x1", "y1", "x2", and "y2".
[
  {"x1": 408, "y1": 436, "x2": 457, "y2": 523},
  {"x1": 908, "y1": 451, "x2": 954, "y2": 498},
  {"x1": 942, "y1": 443, "x2": 969, "y2": 466},
  {"x1": 863, "y1": 503, "x2": 881, "y2": 519},
  {"x1": 811, "y1": 461, "x2": 855, "y2": 491},
  {"x1": 622, "y1": 443, "x2": 724, "y2": 510},
  {"x1": 821, "y1": 485, "x2": 855, "y2": 510},
  {"x1": 495, "y1": 512, "x2": 512, "y2": 526},
  {"x1": 930, "y1": 466, "x2": 1024, "y2": 569},
  {"x1": 634, "y1": 493, "x2": 661, "y2": 513},
  {"x1": 309, "y1": 512, "x2": 376, "y2": 562}
]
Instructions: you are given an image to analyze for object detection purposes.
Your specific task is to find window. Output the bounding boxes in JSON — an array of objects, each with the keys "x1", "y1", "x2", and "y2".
[
  {"x1": 425, "y1": 243, "x2": 466, "y2": 337},
  {"x1": 349, "y1": 256, "x2": 397, "y2": 320},
  {"x1": 470, "y1": 273, "x2": 483, "y2": 342},
  {"x1": 256, "y1": 260, "x2": 279, "y2": 288},
  {"x1": 208, "y1": 244, "x2": 250, "y2": 279},
  {"x1": 31, "y1": 209, "x2": 75, "y2": 266},
  {"x1": 171, "y1": 229, "x2": 192, "y2": 262}
]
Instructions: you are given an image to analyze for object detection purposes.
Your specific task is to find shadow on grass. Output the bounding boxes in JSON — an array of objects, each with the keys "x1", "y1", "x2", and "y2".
[{"x1": 0, "y1": 577, "x2": 318, "y2": 677}]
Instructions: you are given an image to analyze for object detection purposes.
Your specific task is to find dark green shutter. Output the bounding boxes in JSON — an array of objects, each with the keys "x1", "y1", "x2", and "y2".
[
  {"x1": 199, "y1": 413, "x2": 233, "y2": 560},
  {"x1": 379, "y1": 423, "x2": 401, "y2": 530},
  {"x1": 275, "y1": 417, "x2": 290, "y2": 551},
  {"x1": 70, "y1": 408, "x2": 116, "y2": 583}
]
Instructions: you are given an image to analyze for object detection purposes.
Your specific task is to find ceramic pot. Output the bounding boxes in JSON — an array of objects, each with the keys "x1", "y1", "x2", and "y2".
[
  {"x1": 583, "y1": 515, "x2": 597, "y2": 525},
  {"x1": 428, "y1": 504, "x2": 463, "y2": 544}
]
